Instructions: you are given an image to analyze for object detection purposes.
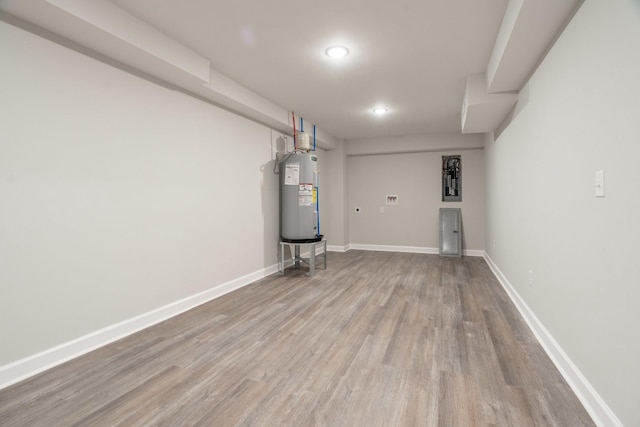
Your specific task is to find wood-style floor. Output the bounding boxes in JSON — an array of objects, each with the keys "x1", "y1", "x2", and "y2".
[{"x1": 0, "y1": 251, "x2": 595, "y2": 426}]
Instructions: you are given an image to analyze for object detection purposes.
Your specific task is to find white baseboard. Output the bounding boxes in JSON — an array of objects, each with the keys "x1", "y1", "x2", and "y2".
[
  {"x1": 462, "y1": 249, "x2": 484, "y2": 257},
  {"x1": 483, "y1": 253, "x2": 622, "y2": 427},
  {"x1": 350, "y1": 244, "x2": 439, "y2": 254},
  {"x1": 0, "y1": 262, "x2": 280, "y2": 390},
  {"x1": 349, "y1": 243, "x2": 484, "y2": 257},
  {"x1": 327, "y1": 244, "x2": 349, "y2": 252}
]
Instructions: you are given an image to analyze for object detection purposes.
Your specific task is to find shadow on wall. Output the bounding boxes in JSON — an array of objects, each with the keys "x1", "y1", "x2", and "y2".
[
  {"x1": 495, "y1": 85, "x2": 530, "y2": 139},
  {"x1": 261, "y1": 131, "x2": 286, "y2": 269}
]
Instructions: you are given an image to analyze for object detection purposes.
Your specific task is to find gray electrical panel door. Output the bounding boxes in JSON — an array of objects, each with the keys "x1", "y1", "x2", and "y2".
[{"x1": 439, "y1": 208, "x2": 462, "y2": 257}]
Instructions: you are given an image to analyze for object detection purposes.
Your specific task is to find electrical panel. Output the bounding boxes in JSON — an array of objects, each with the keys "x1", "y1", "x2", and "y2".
[{"x1": 442, "y1": 155, "x2": 461, "y2": 202}]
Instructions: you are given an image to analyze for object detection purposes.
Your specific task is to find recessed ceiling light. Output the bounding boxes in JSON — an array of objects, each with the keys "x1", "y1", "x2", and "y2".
[
  {"x1": 325, "y1": 45, "x2": 349, "y2": 58},
  {"x1": 373, "y1": 107, "x2": 388, "y2": 115}
]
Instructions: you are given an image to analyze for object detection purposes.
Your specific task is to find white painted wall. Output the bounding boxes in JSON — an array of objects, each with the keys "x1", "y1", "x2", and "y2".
[
  {"x1": 322, "y1": 140, "x2": 349, "y2": 249},
  {"x1": 347, "y1": 147, "x2": 485, "y2": 253},
  {"x1": 0, "y1": 21, "x2": 282, "y2": 368},
  {"x1": 485, "y1": 1, "x2": 640, "y2": 425}
]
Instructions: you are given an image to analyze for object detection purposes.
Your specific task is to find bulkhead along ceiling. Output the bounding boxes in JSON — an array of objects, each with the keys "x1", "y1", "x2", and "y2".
[{"x1": 0, "y1": 0, "x2": 583, "y2": 141}]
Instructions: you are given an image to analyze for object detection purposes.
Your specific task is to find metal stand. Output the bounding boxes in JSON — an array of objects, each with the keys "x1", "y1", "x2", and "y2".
[{"x1": 279, "y1": 239, "x2": 327, "y2": 277}]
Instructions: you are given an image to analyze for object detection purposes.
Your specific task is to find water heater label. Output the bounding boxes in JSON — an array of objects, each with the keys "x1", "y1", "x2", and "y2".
[
  {"x1": 299, "y1": 183, "x2": 313, "y2": 205},
  {"x1": 284, "y1": 163, "x2": 300, "y2": 185}
]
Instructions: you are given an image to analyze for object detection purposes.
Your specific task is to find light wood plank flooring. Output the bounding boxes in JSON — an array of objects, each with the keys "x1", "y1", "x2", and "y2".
[{"x1": 0, "y1": 251, "x2": 595, "y2": 426}]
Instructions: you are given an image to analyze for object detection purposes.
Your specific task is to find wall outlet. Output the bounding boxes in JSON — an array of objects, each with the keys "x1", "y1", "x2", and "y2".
[{"x1": 528, "y1": 270, "x2": 534, "y2": 287}]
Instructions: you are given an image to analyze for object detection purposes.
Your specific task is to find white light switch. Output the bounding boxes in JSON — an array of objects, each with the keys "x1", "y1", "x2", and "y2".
[{"x1": 595, "y1": 170, "x2": 605, "y2": 198}]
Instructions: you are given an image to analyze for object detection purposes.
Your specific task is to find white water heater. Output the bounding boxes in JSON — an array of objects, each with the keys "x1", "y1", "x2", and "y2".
[{"x1": 278, "y1": 150, "x2": 321, "y2": 242}]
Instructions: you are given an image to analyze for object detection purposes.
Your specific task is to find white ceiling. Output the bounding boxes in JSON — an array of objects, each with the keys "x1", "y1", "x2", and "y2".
[
  {"x1": 0, "y1": 0, "x2": 582, "y2": 142},
  {"x1": 109, "y1": 0, "x2": 508, "y2": 139}
]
